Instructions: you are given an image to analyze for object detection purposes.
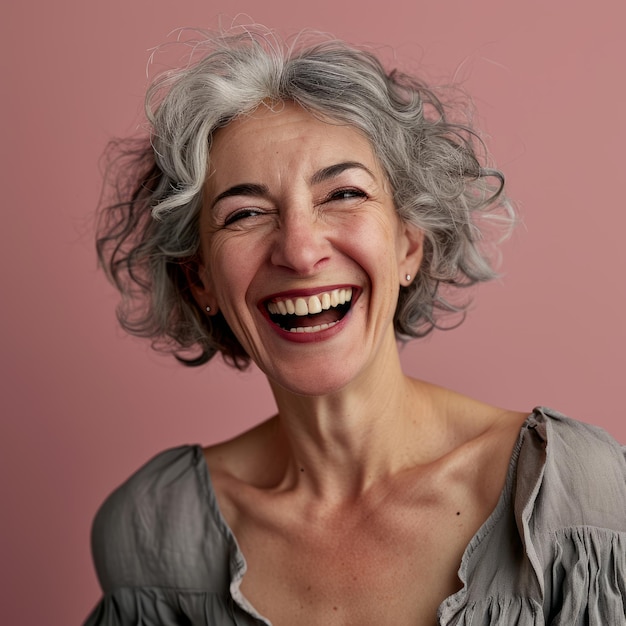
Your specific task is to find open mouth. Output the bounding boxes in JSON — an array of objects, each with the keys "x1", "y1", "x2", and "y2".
[{"x1": 265, "y1": 287, "x2": 354, "y2": 334}]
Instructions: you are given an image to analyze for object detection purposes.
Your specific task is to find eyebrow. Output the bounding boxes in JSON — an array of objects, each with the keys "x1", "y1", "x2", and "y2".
[
  {"x1": 309, "y1": 161, "x2": 375, "y2": 185},
  {"x1": 210, "y1": 183, "x2": 269, "y2": 209},
  {"x1": 210, "y1": 161, "x2": 375, "y2": 209}
]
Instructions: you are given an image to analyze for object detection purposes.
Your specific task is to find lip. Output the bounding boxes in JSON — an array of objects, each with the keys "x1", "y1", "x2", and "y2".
[{"x1": 257, "y1": 284, "x2": 360, "y2": 343}]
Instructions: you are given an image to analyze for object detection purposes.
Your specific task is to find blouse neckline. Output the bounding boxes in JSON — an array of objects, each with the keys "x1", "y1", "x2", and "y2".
[{"x1": 192, "y1": 409, "x2": 546, "y2": 625}]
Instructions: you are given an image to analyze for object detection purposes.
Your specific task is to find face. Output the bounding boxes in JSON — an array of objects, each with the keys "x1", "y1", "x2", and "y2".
[{"x1": 193, "y1": 102, "x2": 423, "y2": 396}]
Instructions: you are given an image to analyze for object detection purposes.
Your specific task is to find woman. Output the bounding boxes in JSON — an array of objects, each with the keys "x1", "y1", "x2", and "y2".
[{"x1": 85, "y1": 27, "x2": 626, "y2": 625}]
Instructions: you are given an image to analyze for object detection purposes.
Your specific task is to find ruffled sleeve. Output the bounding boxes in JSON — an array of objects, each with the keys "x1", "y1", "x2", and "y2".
[
  {"x1": 83, "y1": 587, "x2": 266, "y2": 626},
  {"x1": 529, "y1": 412, "x2": 626, "y2": 625},
  {"x1": 545, "y1": 527, "x2": 626, "y2": 624},
  {"x1": 82, "y1": 445, "x2": 270, "y2": 626}
]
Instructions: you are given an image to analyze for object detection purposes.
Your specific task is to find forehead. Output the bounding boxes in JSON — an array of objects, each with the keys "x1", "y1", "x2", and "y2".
[{"x1": 206, "y1": 102, "x2": 382, "y2": 181}]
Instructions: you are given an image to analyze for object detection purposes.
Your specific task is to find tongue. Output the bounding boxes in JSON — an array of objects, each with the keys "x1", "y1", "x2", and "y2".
[{"x1": 276, "y1": 308, "x2": 343, "y2": 329}]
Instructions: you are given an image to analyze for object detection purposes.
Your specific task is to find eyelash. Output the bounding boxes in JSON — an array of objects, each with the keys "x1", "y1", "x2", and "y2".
[
  {"x1": 221, "y1": 188, "x2": 368, "y2": 226},
  {"x1": 326, "y1": 188, "x2": 368, "y2": 202},
  {"x1": 223, "y1": 208, "x2": 265, "y2": 226}
]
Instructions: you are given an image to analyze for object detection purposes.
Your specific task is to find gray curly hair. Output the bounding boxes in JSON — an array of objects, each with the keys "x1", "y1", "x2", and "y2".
[{"x1": 97, "y1": 26, "x2": 514, "y2": 369}]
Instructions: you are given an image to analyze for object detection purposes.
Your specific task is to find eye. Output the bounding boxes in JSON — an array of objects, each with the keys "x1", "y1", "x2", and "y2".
[
  {"x1": 326, "y1": 188, "x2": 368, "y2": 202},
  {"x1": 223, "y1": 208, "x2": 264, "y2": 226}
]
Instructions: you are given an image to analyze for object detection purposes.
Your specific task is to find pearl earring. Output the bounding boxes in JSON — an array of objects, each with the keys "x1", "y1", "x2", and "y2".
[
  {"x1": 405, "y1": 274, "x2": 411, "y2": 282},
  {"x1": 205, "y1": 306, "x2": 211, "y2": 313}
]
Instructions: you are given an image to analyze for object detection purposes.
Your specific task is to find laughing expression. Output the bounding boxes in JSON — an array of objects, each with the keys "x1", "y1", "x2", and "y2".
[{"x1": 192, "y1": 102, "x2": 423, "y2": 395}]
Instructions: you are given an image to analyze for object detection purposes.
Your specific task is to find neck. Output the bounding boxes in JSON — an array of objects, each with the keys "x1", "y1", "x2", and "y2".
[{"x1": 267, "y1": 341, "x2": 444, "y2": 502}]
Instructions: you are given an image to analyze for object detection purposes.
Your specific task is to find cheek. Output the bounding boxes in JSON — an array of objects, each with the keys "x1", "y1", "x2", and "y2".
[
  {"x1": 205, "y1": 238, "x2": 256, "y2": 306},
  {"x1": 203, "y1": 238, "x2": 233, "y2": 299},
  {"x1": 350, "y1": 215, "x2": 400, "y2": 266}
]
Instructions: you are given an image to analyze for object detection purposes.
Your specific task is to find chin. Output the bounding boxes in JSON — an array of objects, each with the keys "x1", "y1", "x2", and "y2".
[{"x1": 266, "y1": 360, "x2": 361, "y2": 399}]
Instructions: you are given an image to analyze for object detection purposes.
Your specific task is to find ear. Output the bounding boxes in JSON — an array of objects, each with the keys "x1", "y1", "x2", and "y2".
[
  {"x1": 397, "y1": 221, "x2": 424, "y2": 283},
  {"x1": 184, "y1": 257, "x2": 216, "y2": 313}
]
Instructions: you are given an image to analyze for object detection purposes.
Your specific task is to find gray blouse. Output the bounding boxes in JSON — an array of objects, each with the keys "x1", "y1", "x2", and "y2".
[{"x1": 84, "y1": 408, "x2": 626, "y2": 625}]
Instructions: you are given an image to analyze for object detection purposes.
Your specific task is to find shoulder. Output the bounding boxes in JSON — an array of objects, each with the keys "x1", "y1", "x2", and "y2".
[
  {"x1": 538, "y1": 406, "x2": 625, "y2": 491},
  {"x1": 520, "y1": 409, "x2": 626, "y2": 621},
  {"x1": 95, "y1": 445, "x2": 214, "y2": 509},
  {"x1": 523, "y1": 407, "x2": 626, "y2": 531},
  {"x1": 540, "y1": 406, "x2": 624, "y2": 453},
  {"x1": 91, "y1": 445, "x2": 234, "y2": 593}
]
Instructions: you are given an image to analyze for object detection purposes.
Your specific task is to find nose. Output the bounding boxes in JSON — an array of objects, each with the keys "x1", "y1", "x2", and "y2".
[{"x1": 270, "y1": 208, "x2": 331, "y2": 275}]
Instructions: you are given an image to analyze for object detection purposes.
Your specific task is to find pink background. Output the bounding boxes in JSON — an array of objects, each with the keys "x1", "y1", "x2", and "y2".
[{"x1": 2, "y1": 1, "x2": 625, "y2": 623}]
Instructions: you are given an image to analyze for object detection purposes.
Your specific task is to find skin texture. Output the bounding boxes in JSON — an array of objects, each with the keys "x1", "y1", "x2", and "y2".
[
  {"x1": 193, "y1": 103, "x2": 528, "y2": 625},
  {"x1": 195, "y1": 102, "x2": 423, "y2": 398}
]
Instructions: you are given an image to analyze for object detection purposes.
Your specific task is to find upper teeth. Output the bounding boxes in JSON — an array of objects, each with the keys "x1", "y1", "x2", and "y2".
[{"x1": 267, "y1": 288, "x2": 353, "y2": 316}]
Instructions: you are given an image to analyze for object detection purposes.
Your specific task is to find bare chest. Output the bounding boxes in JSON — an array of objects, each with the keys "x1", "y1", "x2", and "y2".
[
  {"x1": 235, "y1": 498, "x2": 488, "y2": 626},
  {"x1": 208, "y1": 409, "x2": 527, "y2": 625}
]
